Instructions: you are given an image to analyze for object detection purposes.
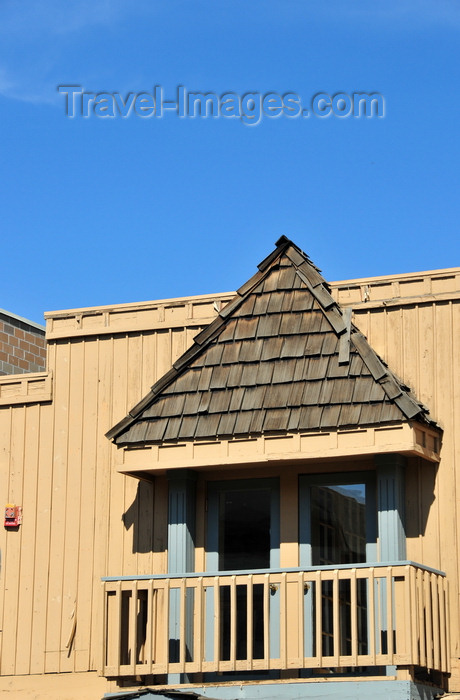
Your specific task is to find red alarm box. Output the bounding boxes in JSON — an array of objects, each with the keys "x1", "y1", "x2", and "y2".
[{"x1": 4, "y1": 505, "x2": 22, "y2": 527}]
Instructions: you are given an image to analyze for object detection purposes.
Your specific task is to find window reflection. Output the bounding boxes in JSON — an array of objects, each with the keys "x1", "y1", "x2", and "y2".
[{"x1": 311, "y1": 484, "x2": 366, "y2": 566}]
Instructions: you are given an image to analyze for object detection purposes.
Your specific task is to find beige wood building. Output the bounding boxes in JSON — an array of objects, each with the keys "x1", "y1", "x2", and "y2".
[{"x1": 0, "y1": 237, "x2": 459, "y2": 700}]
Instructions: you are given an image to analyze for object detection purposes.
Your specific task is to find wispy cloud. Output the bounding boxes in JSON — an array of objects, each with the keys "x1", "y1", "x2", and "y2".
[
  {"x1": 0, "y1": 61, "x2": 62, "y2": 106},
  {"x1": 0, "y1": 67, "x2": 14, "y2": 95},
  {"x1": 1, "y1": 0, "x2": 459, "y2": 107},
  {"x1": 0, "y1": 0, "x2": 154, "y2": 105},
  {"x1": 0, "y1": 0, "x2": 131, "y2": 38}
]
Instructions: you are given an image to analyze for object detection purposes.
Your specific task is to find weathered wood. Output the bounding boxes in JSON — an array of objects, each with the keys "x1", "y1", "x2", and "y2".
[
  {"x1": 338, "y1": 307, "x2": 352, "y2": 364},
  {"x1": 257, "y1": 237, "x2": 288, "y2": 271},
  {"x1": 296, "y1": 261, "x2": 326, "y2": 290},
  {"x1": 352, "y1": 332, "x2": 388, "y2": 380},
  {"x1": 323, "y1": 306, "x2": 347, "y2": 335},
  {"x1": 394, "y1": 392, "x2": 423, "y2": 420},
  {"x1": 236, "y1": 268, "x2": 267, "y2": 296}
]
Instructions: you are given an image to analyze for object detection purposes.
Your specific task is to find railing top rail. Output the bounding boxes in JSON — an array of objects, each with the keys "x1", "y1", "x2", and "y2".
[{"x1": 102, "y1": 560, "x2": 446, "y2": 582}]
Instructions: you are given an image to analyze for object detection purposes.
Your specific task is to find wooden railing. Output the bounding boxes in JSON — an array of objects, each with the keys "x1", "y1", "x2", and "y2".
[{"x1": 101, "y1": 563, "x2": 450, "y2": 679}]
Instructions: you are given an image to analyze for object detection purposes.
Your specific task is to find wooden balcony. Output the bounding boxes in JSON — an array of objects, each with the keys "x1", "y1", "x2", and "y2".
[{"x1": 101, "y1": 563, "x2": 450, "y2": 680}]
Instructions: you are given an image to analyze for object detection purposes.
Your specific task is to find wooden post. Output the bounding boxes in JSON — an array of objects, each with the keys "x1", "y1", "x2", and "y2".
[
  {"x1": 167, "y1": 469, "x2": 197, "y2": 682},
  {"x1": 375, "y1": 454, "x2": 406, "y2": 676},
  {"x1": 375, "y1": 454, "x2": 407, "y2": 561}
]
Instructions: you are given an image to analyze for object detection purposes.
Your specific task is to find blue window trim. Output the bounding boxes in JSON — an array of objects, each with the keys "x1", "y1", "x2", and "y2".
[{"x1": 299, "y1": 471, "x2": 378, "y2": 567}]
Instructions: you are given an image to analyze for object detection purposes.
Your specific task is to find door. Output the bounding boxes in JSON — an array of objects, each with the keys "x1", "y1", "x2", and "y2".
[
  {"x1": 206, "y1": 478, "x2": 280, "y2": 662},
  {"x1": 299, "y1": 472, "x2": 377, "y2": 660}
]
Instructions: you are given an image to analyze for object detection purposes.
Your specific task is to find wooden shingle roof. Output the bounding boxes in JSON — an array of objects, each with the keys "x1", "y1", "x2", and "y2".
[{"x1": 107, "y1": 237, "x2": 435, "y2": 446}]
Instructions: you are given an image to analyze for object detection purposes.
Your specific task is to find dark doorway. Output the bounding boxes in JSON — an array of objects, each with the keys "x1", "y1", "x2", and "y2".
[{"x1": 207, "y1": 479, "x2": 279, "y2": 663}]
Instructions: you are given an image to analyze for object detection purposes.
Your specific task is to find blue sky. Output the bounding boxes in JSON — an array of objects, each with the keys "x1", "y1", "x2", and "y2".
[{"x1": 1, "y1": 0, "x2": 459, "y2": 325}]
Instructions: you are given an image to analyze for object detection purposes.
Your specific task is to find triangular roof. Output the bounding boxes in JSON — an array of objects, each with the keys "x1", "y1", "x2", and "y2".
[{"x1": 107, "y1": 237, "x2": 437, "y2": 446}]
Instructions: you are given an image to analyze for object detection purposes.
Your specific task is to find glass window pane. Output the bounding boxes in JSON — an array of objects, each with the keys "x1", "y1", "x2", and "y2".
[
  {"x1": 311, "y1": 483, "x2": 366, "y2": 565},
  {"x1": 218, "y1": 488, "x2": 271, "y2": 570}
]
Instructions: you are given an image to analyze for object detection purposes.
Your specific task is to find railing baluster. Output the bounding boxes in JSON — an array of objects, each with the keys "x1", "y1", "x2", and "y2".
[
  {"x1": 432, "y1": 572, "x2": 441, "y2": 672},
  {"x1": 315, "y1": 570, "x2": 322, "y2": 668},
  {"x1": 146, "y1": 579, "x2": 154, "y2": 674},
  {"x1": 444, "y1": 577, "x2": 451, "y2": 674},
  {"x1": 403, "y1": 566, "x2": 411, "y2": 663},
  {"x1": 163, "y1": 578, "x2": 170, "y2": 674},
  {"x1": 298, "y1": 572, "x2": 305, "y2": 667},
  {"x1": 129, "y1": 580, "x2": 138, "y2": 675},
  {"x1": 246, "y1": 574, "x2": 253, "y2": 670},
  {"x1": 213, "y1": 576, "x2": 220, "y2": 670},
  {"x1": 332, "y1": 570, "x2": 339, "y2": 666},
  {"x1": 101, "y1": 583, "x2": 108, "y2": 675},
  {"x1": 437, "y1": 575, "x2": 446, "y2": 674},
  {"x1": 376, "y1": 572, "x2": 382, "y2": 656},
  {"x1": 393, "y1": 566, "x2": 407, "y2": 662},
  {"x1": 350, "y1": 568, "x2": 358, "y2": 665},
  {"x1": 367, "y1": 568, "x2": 376, "y2": 665},
  {"x1": 424, "y1": 570, "x2": 433, "y2": 670},
  {"x1": 115, "y1": 581, "x2": 122, "y2": 676},
  {"x1": 417, "y1": 568, "x2": 426, "y2": 668},
  {"x1": 408, "y1": 565, "x2": 418, "y2": 666},
  {"x1": 263, "y1": 574, "x2": 270, "y2": 665},
  {"x1": 280, "y1": 572, "x2": 287, "y2": 669},
  {"x1": 229, "y1": 576, "x2": 237, "y2": 669},
  {"x1": 194, "y1": 577, "x2": 203, "y2": 673},
  {"x1": 179, "y1": 578, "x2": 186, "y2": 672},
  {"x1": 386, "y1": 568, "x2": 394, "y2": 661}
]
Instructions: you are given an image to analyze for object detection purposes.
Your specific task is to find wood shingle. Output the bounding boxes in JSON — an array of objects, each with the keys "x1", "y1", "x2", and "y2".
[{"x1": 107, "y1": 236, "x2": 435, "y2": 446}]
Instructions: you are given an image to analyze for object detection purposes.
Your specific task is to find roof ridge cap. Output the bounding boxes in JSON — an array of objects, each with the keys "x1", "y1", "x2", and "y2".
[{"x1": 257, "y1": 236, "x2": 292, "y2": 272}]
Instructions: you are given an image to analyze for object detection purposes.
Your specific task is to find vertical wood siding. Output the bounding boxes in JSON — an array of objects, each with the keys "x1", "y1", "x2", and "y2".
[
  {"x1": 353, "y1": 298, "x2": 460, "y2": 662},
  {"x1": 0, "y1": 290, "x2": 458, "y2": 681},
  {"x1": 0, "y1": 325, "x2": 206, "y2": 676}
]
